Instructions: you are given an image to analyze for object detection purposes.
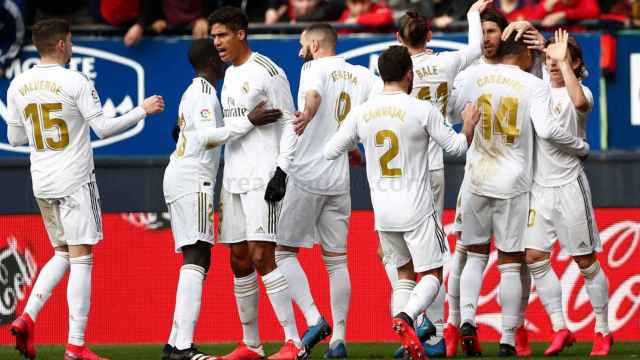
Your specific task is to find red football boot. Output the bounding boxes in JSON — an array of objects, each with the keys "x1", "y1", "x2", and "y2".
[
  {"x1": 515, "y1": 326, "x2": 533, "y2": 357},
  {"x1": 392, "y1": 313, "x2": 425, "y2": 360},
  {"x1": 64, "y1": 344, "x2": 109, "y2": 360},
  {"x1": 590, "y1": 332, "x2": 613, "y2": 356},
  {"x1": 544, "y1": 329, "x2": 575, "y2": 356},
  {"x1": 444, "y1": 323, "x2": 460, "y2": 357},
  {"x1": 267, "y1": 340, "x2": 303, "y2": 360},
  {"x1": 10, "y1": 313, "x2": 36, "y2": 359},
  {"x1": 216, "y1": 342, "x2": 265, "y2": 360}
]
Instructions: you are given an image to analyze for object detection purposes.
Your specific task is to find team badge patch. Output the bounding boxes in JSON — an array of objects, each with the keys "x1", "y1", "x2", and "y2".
[
  {"x1": 242, "y1": 81, "x2": 250, "y2": 94},
  {"x1": 200, "y1": 108, "x2": 211, "y2": 120}
]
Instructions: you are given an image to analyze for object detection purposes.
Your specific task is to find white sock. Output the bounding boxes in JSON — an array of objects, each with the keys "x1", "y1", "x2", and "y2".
[
  {"x1": 392, "y1": 279, "x2": 416, "y2": 317},
  {"x1": 528, "y1": 260, "x2": 565, "y2": 331},
  {"x1": 426, "y1": 283, "x2": 445, "y2": 337},
  {"x1": 262, "y1": 269, "x2": 300, "y2": 345},
  {"x1": 234, "y1": 271, "x2": 261, "y2": 348},
  {"x1": 580, "y1": 261, "x2": 610, "y2": 335},
  {"x1": 24, "y1": 251, "x2": 69, "y2": 321},
  {"x1": 404, "y1": 275, "x2": 441, "y2": 322},
  {"x1": 167, "y1": 325, "x2": 177, "y2": 347},
  {"x1": 324, "y1": 255, "x2": 351, "y2": 345},
  {"x1": 383, "y1": 256, "x2": 398, "y2": 320},
  {"x1": 447, "y1": 244, "x2": 467, "y2": 327},
  {"x1": 275, "y1": 251, "x2": 321, "y2": 327},
  {"x1": 518, "y1": 264, "x2": 531, "y2": 328},
  {"x1": 498, "y1": 263, "x2": 522, "y2": 347},
  {"x1": 459, "y1": 251, "x2": 488, "y2": 327},
  {"x1": 67, "y1": 254, "x2": 93, "y2": 346},
  {"x1": 173, "y1": 265, "x2": 206, "y2": 350}
]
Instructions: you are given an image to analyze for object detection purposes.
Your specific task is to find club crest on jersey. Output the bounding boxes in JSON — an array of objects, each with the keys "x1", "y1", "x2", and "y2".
[
  {"x1": 0, "y1": 45, "x2": 145, "y2": 154},
  {"x1": 241, "y1": 81, "x2": 250, "y2": 94}
]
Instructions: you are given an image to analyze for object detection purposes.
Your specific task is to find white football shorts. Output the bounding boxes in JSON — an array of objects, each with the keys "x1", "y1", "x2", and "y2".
[
  {"x1": 37, "y1": 181, "x2": 103, "y2": 248},
  {"x1": 167, "y1": 192, "x2": 214, "y2": 252},
  {"x1": 277, "y1": 180, "x2": 350, "y2": 253},
  {"x1": 218, "y1": 187, "x2": 280, "y2": 244},
  {"x1": 431, "y1": 168, "x2": 445, "y2": 221},
  {"x1": 525, "y1": 172, "x2": 601, "y2": 256},
  {"x1": 461, "y1": 191, "x2": 529, "y2": 253},
  {"x1": 378, "y1": 212, "x2": 447, "y2": 273}
]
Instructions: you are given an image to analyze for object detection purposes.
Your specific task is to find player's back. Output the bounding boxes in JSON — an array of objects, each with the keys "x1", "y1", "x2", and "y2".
[
  {"x1": 7, "y1": 64, "x2": 99, "y2": 198},
  {"x1": 353, "y1": 92, "x2": 435, "y2": 231},
  {"x1": 164, "y1": 77, "x2": 223, "y2": 203},
  {"x1": 290, "y1": 56, "x2": 377, "y2": 194},
  {"x1": 454, "y1": 63, "x2": 543, "y2": 199}
]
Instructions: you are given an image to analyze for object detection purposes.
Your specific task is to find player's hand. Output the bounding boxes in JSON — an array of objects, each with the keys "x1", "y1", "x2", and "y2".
[
  {"x1": 348, "y1": 148, "x2": 363, "y2": 167},
  {"x1": 151, "y1": 19, "x2": 168, "y2": 34},
  {"x1": 264, "y1": 167, "x2": 287, "y2": 203},
  {"x1": 293, "y1": 111, "x2": 311, "y2": 135},
  {"x1": 248, "y1": 101, "x2": 282, "y2": 126},
  {"x1": 468, "y1": 0, "x2": 492, "y2": 14},
  {"x1": 192, "y1": 18, "x2": 209, "y2": 39},
  {"x1": 124, "y1": 24, "x2": 143, "y2": 47},
  {"x1": 546, "y1": 29, "x2": 570, "y2": 62},
  {"x1": 433, "y1": 15, "x2": 454, "y2": 29},
  {"x1": 523, "y1": 29, "x2": 546, "y2": 51},
  {"x1": 461, "y1": 103, "x2": 479, "y2": 142},
  {"x1": 502, "y1": 21, "x2": 535, "y2": 41},
  {"x1": 142, "y1": 95, "x2": 165, "y2": 115}
]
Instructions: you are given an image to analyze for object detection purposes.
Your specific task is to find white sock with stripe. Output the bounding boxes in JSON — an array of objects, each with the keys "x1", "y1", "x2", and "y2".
[
  {"x1": 67, "y1": 254, "x2": 93, "y2": 346},
  {"x1": 275, "y1": 251, "x2": 321, "y2": 327},
  {"x1": 173, "y1": 265, "x2": 206, "y2": 351},
  {"x1": 459, "y1": 251, "x2": 488, "y2": 327},
  {"x1": 234, "y1": 271, "x2": 261, "y2": 348},
  {"x1": 324, "y1": 255, "x2": 351, "y2": 345},
  {"x1": 404, "y1": 275, "x2": 441, "y2": 322},
  {"x1": 392, "y1": 279, "x2": 415, "y2": 317},
  {"x1": 427, "y1": 282, "x2": 446, "y2": 337},
  {"x1": 498, "y1": 263, "x2": 522, "y2": 347},
  {"x1": 24, "y1": 251, "x2": 69, "y2": 321},
  {"x1": 528, "y1": 260, "x2": 566, "y2": 331},
  {"x1": 446, "y1": 244, "x2": 467, "y2": 327},
  {"x1": 580, "y1": 261, "x2": 610, "y2": 335},
  {"x1": 262, "y1": 269, "x2": 301, "y2": 345}
]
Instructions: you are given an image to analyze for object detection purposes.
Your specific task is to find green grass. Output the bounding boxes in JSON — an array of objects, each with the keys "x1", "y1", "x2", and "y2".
[{"x1": 1, "y1": 342, "x2": 639, "y2": 359}]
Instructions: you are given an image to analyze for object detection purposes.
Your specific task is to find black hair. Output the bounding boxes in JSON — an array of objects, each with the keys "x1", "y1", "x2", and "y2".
[
  {"x1": 497, "y1": 31, "x2": 528, "y2": 58},
  {"x1": 32, "y1": 18, "x2": 70, "y2": 55},
  {"x1": 398, "y1": 10, "x2": 429, "y2": 48},
  {"x1": 378, "y1": 45, "x2": 412, "y2": 82},
  {"x1": 208, "y1": 6, "x2": 249, "y2": 33},
  {"x1": 303, "y1": 23, "x2": 338, "y2": 48},
  {"x1": 546, "y1": 34, "x2": 587, "y2": 79},
  {"x1": 188, "y1": 38, "x2": 222, "y2": 74},
  {"x1": 480, "y1": 7, "x2": 508, "y2": 31}
]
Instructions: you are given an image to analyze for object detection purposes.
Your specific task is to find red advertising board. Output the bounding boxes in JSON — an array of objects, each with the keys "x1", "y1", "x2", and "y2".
[{"x1": 0, "y1": 209, "x2": 639, "y2": 344}]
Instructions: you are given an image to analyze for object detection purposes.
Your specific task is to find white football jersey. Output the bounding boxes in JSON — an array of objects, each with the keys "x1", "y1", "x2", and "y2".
[
  {"x1": 411, "y1": 48, "x2": 479, "y2": 171},
  {"x1": 164, "y1": 77, "x2": 223, "y2": 203},
  {"x1": 449, "y1": 63, "x2": 589, "y2": 199},
  {"x1": 534, "y1": 84, "x2": 593, "y2": 187},
  {"x1": 291, "y1": 56, "x2": 379, "y2": 195},
  {"x1": 325, "y1": 92, "x2": 468, "y2": 231},
  {"x1": 6, "y1": 64, "x2": 102, "y2": 198},
  {"x1": 220, "y1": 52, "x2": 297, "y2": 194}
]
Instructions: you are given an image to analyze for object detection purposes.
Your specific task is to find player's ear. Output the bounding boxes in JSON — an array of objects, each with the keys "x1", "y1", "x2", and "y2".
[
  {"x1": 395, "y1": 32, "x2": 402, "y2": 44},
  {"x1": 237, "y1": 29, "x2": 247, "y2": 41},
  {"x1": 427, "y1": 30, "x2": 433, "y2": 43}
]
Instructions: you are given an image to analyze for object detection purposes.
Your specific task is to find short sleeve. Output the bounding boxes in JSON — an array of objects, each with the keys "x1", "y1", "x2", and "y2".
[
  {"x1": 299, "y1": 62, "x2": 324, "y2": 95},
  {"x1": 579, "y1": 85, "x2": 594, "y2": 115},
  {"x1": 77, "y1": 78, "x2": 103, "y2": 122}
]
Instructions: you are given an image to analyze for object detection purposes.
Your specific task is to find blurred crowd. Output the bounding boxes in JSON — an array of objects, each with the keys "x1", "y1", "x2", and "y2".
[{"x1": 0, "y1": 0, "x2": 638, "y2": 75}]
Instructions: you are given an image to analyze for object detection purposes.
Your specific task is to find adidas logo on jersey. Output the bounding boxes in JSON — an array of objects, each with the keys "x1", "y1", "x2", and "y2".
[{"x1": 255, "y1": 226, "x2": 265, "y2": 234}]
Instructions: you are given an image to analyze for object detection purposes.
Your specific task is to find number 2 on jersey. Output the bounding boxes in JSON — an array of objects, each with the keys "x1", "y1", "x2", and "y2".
[
  {"x1": 375, "y1": 130, "x2": 402, "y2": 177},
  {"x1": 477, "y1": 94, "x2": 520, "y2": 145},
  {"x1": 24, "y1": 103, "x2": 69, "y2": 151}
]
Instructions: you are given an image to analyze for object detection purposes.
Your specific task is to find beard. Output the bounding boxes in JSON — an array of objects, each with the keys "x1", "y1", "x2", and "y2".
[{"x1": 301, "y1": 47, "x2": 314, "y2": 62}]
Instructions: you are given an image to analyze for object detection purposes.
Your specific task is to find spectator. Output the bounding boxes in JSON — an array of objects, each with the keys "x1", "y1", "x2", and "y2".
[
  {"x1": 339, "y1": 0, "x2": 394, "y2": 32},
  {"x1": 493, "y1": 0, "x2": 537, "y2": 21},
  {"x1": 0, "y1": 0, "x2": 25, "y2": 78},
  {"x1": 26, "y1": 0, "x2": 92, "y2": 24},
  {"x1": 265, "y1": 0, "x2": 344, "y2": 23},
  {"x1": 124, "y1": 0, "x2": 216, "y2": 47},
  {"x1": 97, "y1": 0, "x2": 139, "y2": 27},
  {"x1": 430, "y1": 0, "x2": 475, "y2": 29},
  {"x1": 383, "y1": 0, "x2": 433, "y2": 23},
  {"x1": 600, "y1": 0, "x2": 637, "y2": 26},
  {"x1": 528, "y1": 0, "x2": 601, "y2": 28}
]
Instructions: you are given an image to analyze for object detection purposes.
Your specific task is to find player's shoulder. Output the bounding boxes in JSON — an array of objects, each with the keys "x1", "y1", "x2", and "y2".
[
  {"x1": 250, "y1": 52, "x2": 284, "y2": 78},
  {"x1": 184, "y1": 78, "x2": 217, "y2": 104}
]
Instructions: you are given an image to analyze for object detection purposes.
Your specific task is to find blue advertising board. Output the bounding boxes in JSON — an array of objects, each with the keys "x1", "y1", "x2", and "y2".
[{"x1": 0, "y1": 33, "x2": 603, "y2": 156}]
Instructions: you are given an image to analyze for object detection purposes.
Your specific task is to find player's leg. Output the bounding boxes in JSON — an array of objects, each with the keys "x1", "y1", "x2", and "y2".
[
  {"x1": 444, "y1": 189, "x2": 466, "y2": 357},
  {"x1": 11, "y1": 198, "x2": 70, "y2": 359},
  {"x1": 458, "y1": 193, "x2": 492, "y2": 356},
  {"x1": 317, "y1": 192, "x2": 351, "y2": 356},
  {"x1": 244, "y1": 190, "x2": 301, "y2": 358},
  {"x1": 217, "y1": 189, "x2": 264, "y2": 360}
]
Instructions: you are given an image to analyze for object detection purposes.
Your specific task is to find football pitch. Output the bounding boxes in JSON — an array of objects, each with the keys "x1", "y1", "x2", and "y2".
[{"x1": 1, "y1": 342, "x2": 639, "y2": 359}]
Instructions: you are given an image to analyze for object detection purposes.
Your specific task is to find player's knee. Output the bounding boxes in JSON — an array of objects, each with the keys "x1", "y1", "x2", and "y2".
[
  {"x1": 376, "y1": 245, "x2": 385, "y2": 260},
  {"x1": 467, "y1": 243, "x2": 490, "y2": 254},
  {"x1": 230, "y1": 247, "x2": 253, "y2": 276},
  {"x1": 497, "y1": 250, "x2": 524, "y2": 264},
  {"x1": 421, "y1": 267, "x2": 443, "y2": 283},
  {"x1": 274, "y1": 249, "x2": 297, "y2": 265},
  {"x1": 525, "y1": 249, "x2": 549, "y2": 265},
  {"x1": 182, "y1": 241, "x2": 212, "y2": 272},
  {"x1": 250, "y1": 248, "x2": 276, "y2": 274},
  {"x1": 573, "y1": 253, "x2": 596, "y2": 270},
  {"x1": 323, "y1": 254, "x2": 348, "y2": 274}
]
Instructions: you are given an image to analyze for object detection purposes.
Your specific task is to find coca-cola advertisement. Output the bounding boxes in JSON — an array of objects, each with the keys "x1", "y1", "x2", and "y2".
[{"x1": 0, "y1": 209, "x2": 638, "y2": 344}]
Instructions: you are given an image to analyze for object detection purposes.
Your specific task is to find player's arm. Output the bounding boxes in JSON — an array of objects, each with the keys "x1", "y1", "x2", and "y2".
[
  {"x1": 426, "y1": 103, "x2": 477, "y2": 156},
  {"x1": 5, "y1": 88, "x2": 28, "y2": 146},
  {"x1": 446, "y1": 71, "x2": 470, "y2": 125},
  {"x1": 530, "y1": 81, "x2": 590, "y2": 156},
  {"x1": 324, "y1": 110, "x2": 359, "y2": 160},
  {"x1": 453, "y1": 0, "x2": 489, "y2": 72},
  {"x1": 550, "y1": 29, "x2": 591, "y2": 113},
  {"x1": 270, "y1": 74, "x2": 298, "y2": 174},
  {"x1": 198, "y1": 101, "x2": 281, "y2": 147},
  {"x1": 294, "y1": 64, "x2": 324, "y2": 135},
  {"x1": 79, "y1": 80, "x2": 165, "y2": 139}
]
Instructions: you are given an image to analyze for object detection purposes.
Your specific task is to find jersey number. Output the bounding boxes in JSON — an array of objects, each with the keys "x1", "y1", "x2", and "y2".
[
  {"x1": 335, "y1": 92, "x2": 351, "y2": 124},
  {"x1": 176, "y1": 114, "x2": 187, "y2": 157},
  {"x1": 477, "y1": 94, "x2": 520, "y2": 145},
  {"x1": 416, "y1": 82, "x2": 448, "y2": 116},
  {"x1": 375, "y1": 130, "x2": 402, "y2": 177},
  {"x1": 24, "y1": 103, "x2": 69, "y2": 151}
]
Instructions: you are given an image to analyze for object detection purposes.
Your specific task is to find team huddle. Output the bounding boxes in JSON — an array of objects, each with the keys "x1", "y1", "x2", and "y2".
[{"x1": 4, "y1": 1, "x2": 612, "y2": 360}]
